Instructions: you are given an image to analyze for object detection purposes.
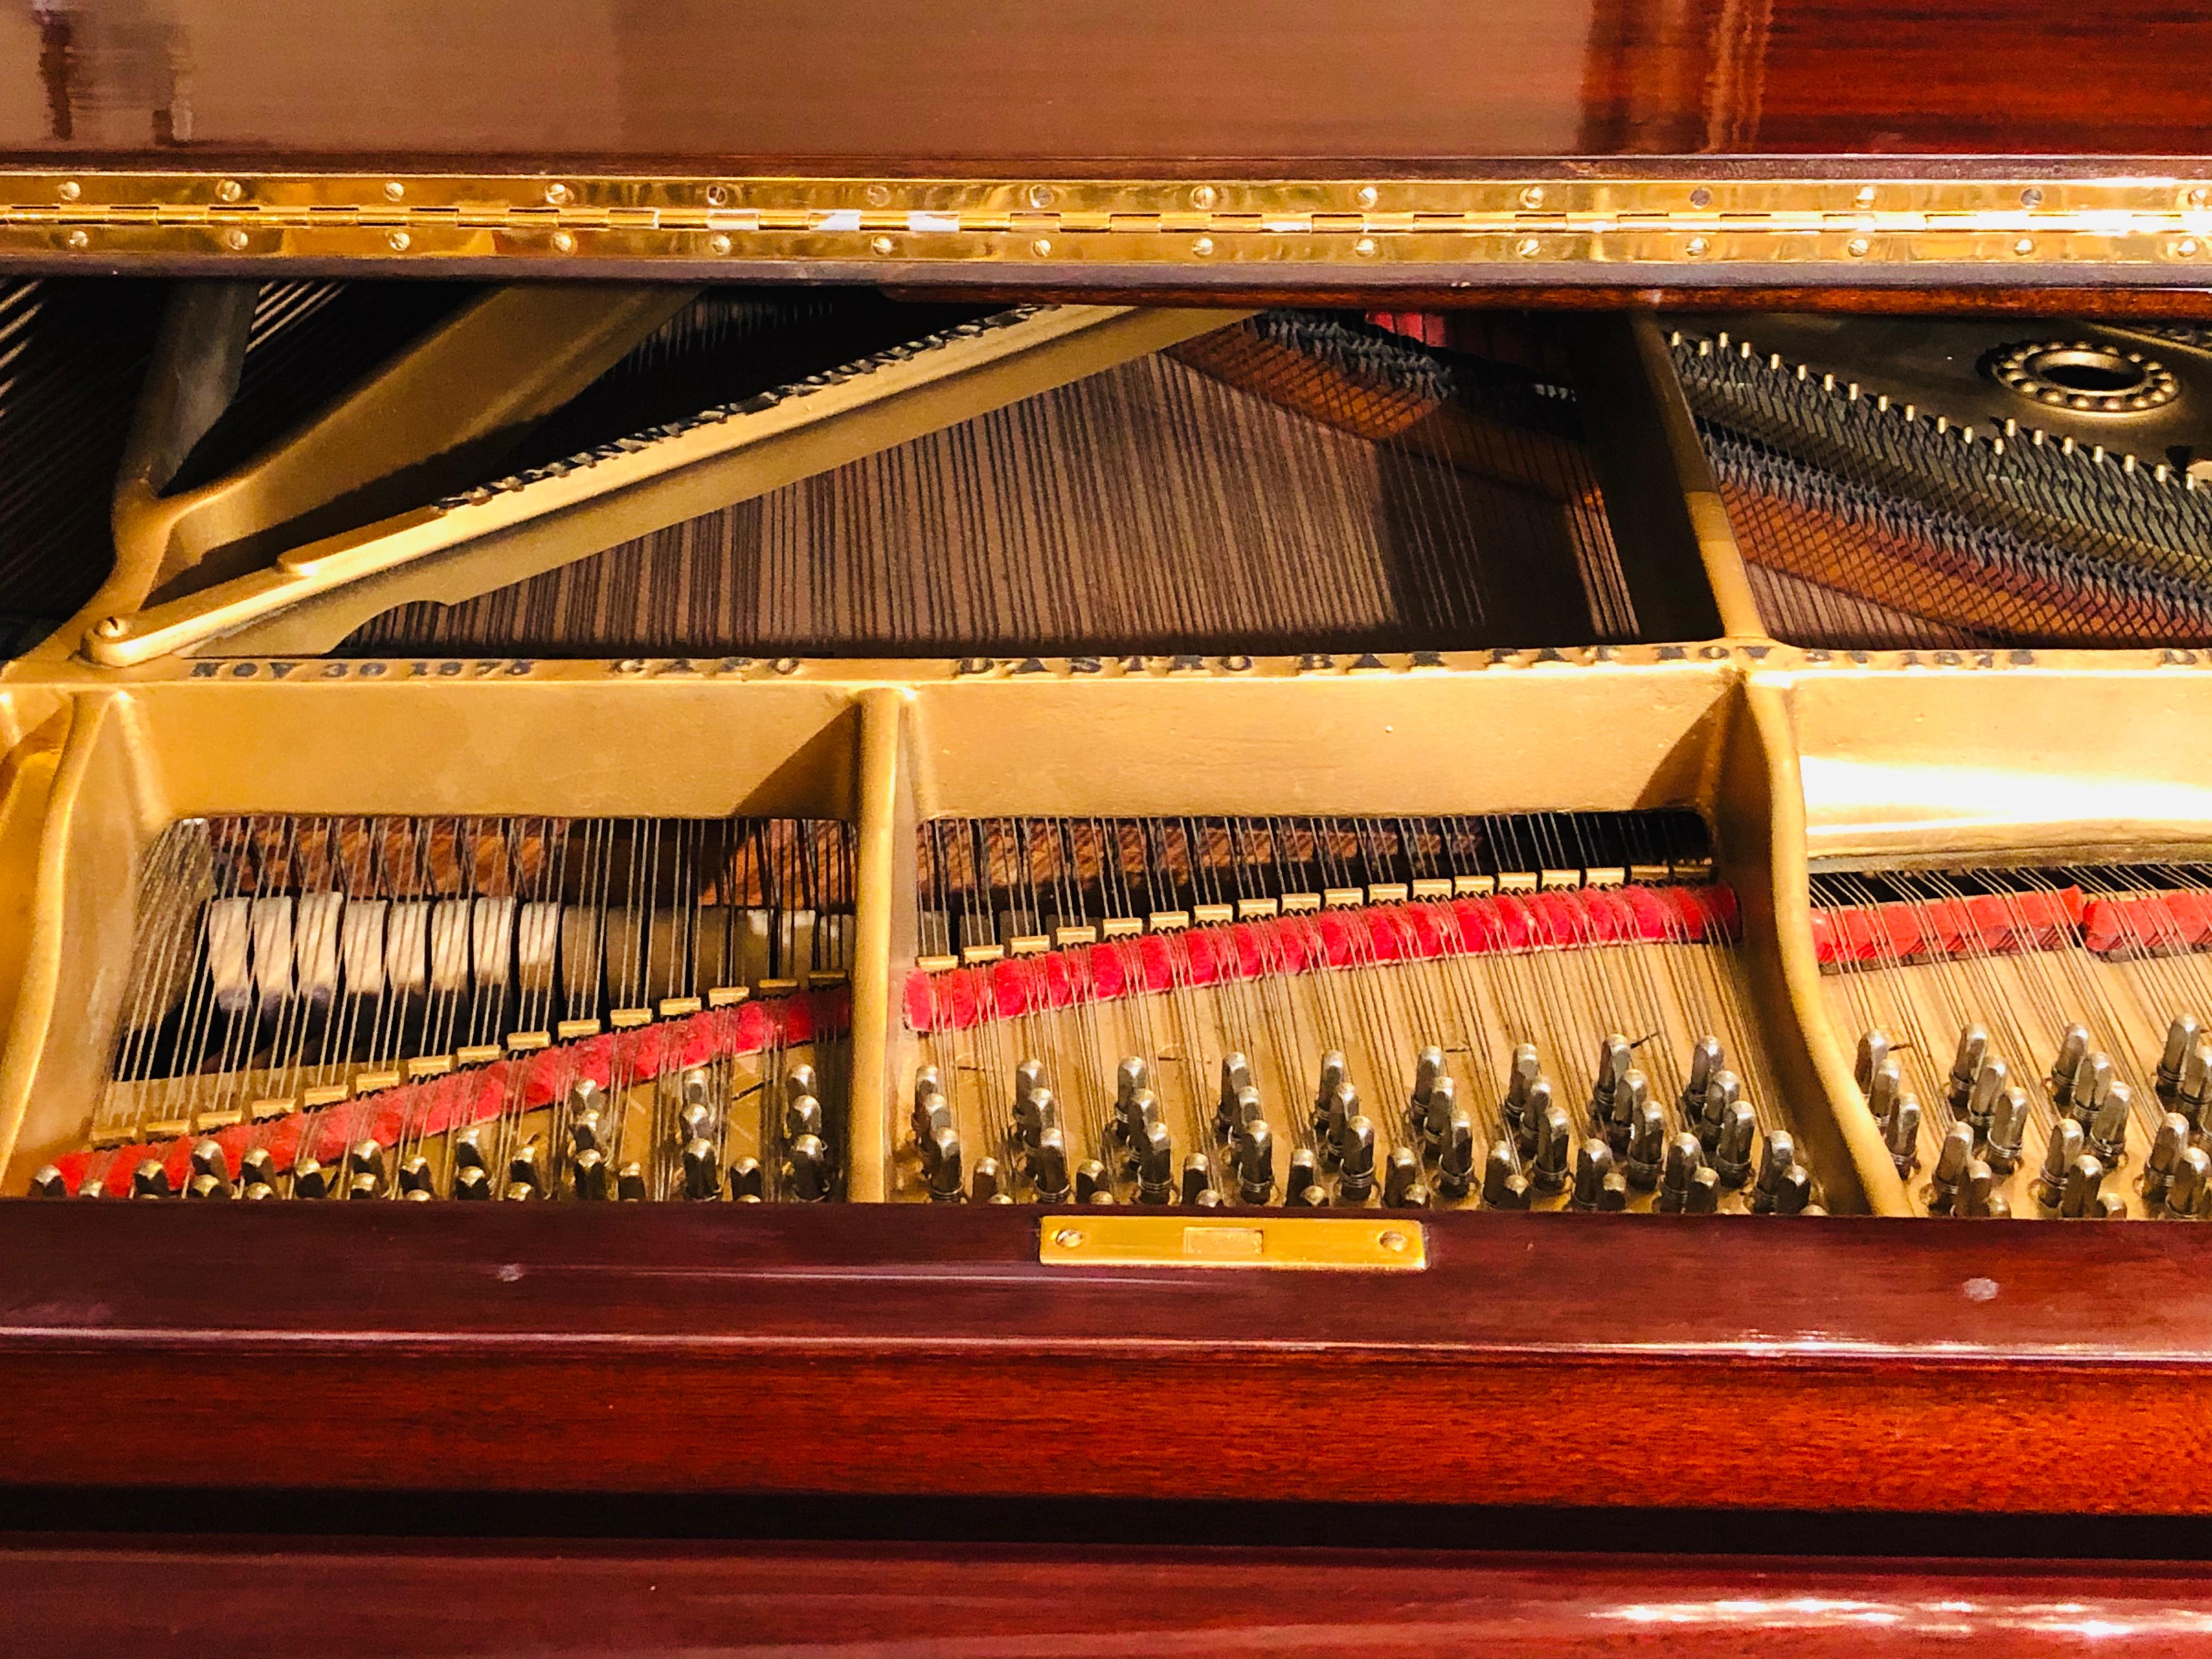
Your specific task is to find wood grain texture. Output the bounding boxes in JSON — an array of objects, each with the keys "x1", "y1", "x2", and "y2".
[
  {"x1": 6, "y1": 1535, "x2": 2212, "y2": 1657},
  {"x1": 2, "y1": 0, "x2": 2209, "y2": 168},
  {"x1": 4, "y1": 1204, "x2": 2212, "y2": 1512}
]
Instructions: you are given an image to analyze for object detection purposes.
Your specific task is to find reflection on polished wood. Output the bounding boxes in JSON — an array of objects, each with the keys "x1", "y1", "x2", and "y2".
[{"x1": 2, "y1": 0, "x2": 2210, "y2": 168}]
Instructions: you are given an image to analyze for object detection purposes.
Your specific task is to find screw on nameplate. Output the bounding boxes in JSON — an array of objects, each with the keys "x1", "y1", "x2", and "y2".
[{"x1": 1038, "y1": 1215, "x2": 1426, "y2": 1269}]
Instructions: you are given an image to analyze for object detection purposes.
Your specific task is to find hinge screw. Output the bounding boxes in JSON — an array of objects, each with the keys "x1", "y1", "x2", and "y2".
[
  {"x1": 1190, "y1": 184, "x2": 1217, "y2": 210},
  {"x1": 544, "y1": 182, "x2": 571, "y2": 206},
  {"x1": 1192, "y1": 235, "x2": 1215, "y2": 256},
  {"x1": 708, "y1": 233, "x2": 732, "y2": 256},
  {"x1": 1030, "y1": 237, "x2": 1053, "y2": 257},
  {"x1": 2013, "y1": 236, "x2": 2035, "y2": 256},
  {"x1": 65, "y1": 229, "x2": 88, "y2": 250},
  {"x1": 1684, "y1": 235, "x2": 1710, "y2": 257},
  {"x1": 1355, "y1": 184, "x2": 1378, "y2": 209},
  {"x1": 1520, "y1": 184, "x2": 1545, "y2": 207},
  {"x1": 1026, "y1": 183, "x2": 1053, "y2": 208},
  {"x1": 1847, "y1": 236, "x2": 1871, "y2": 257},
  {"x1": 551, "y1": 229, "x2": 577, "y2": 253},
  {"x1": 2020, "y1": 186, "x2": 2044, "y2": 207},
  {"x1": 1354, "y1": 236, "x2": 1378, "y2": 257},
  {"x1": 222, "y1": 228, "x2": 249, "y2": 251},
  {"x1": 2191, "y1": 187, "x2": 2210, "y2": 209},
  {"x1": 216, "y1": 179, "x2": 244, "y2": 203},
  {"x1": 1689, "y1": 186, "x2": 1712, "y2": 208},
  {"x1": 387, "y1": 230, "x2": 411, "y2": 252},
  {"x1": 2177, "y1": 239, "x2": 2202, "y2": 258},
  {"x1": 1516, "y1": 236, "x2": 1540, "y2": 257},
  {"x1": 706, "y1": 184, "x2": 730, "y2": 207},
  {"x1": 1855, "y1": 184, "x2": 1877, "y2": 205},
  {"x1": 93, "y1": 616, "x2": 129, "y2": 640},
  {"x1": 383, "y1": 181, "x2": 405, "y2": 202},
  {"x1": 870, "y1": 234, "x2": 895, "y2": 255},
  {"x1": 1053, "y1": 1228, "x2": 1085, "y2": 1249},
  {"x1": 56, "y1": 179, "x2": 79, "y2": 201},
  {"x1": 866, "y1": 183, "x2": 893, "y2": 207}
]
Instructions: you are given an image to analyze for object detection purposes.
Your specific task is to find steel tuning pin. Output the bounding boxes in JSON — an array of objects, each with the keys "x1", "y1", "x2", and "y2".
[
  {"x1": 1883, "y1": 1094, "x2": 1921, "y2": 1178},
  {"x1": 1590, "y1": 1034, "x2": 1633, "y2": 1137},
  {"x1": 2159, "y1": 1015, "x2": 2203, "y2": 1105},
  {"x1": 1571, "y1": 1139, "x2": 1615, "y2": 1212},
  {"x1": 785, "y1": 1093, "x2": 825, "y2": 1147},
  {"x1": 1114, "y1": 1057, "x2": 1150, "y2": 1144},
  {"x1": 1517, "y1": 1077, "x2": 1553, "y2": 1158},
  {"x1": 1986, "y1": 1085, "x2": 2030, "y2": 1174},
  {"x1": 452, "y1": 1128, "x2": 489, "y2": 1172},
  {"x1": 1286, "y1": 1147, "x2": 1319, "y2": 1205},
  {"x1": 27, "y1": 1166, "x2": 67, "y2": 1198},
  {"x1": 1137, "y1": 1119, "x2": 1176, "y2": 1204},
  {"x1": 2067, "y1": 1051, "x2": 2115, "y2": 1131},
  {"x1": 186, "y1": 1172, "x2": 230, "y2": 1200},
  {"x1": 571, "y1": 1149, "x2": 610, "y2": 1200},
  {"x1": 567, "y1": 1105, "x2": 604, "y2": 1157},
  {"x1": 2166, "y1": 1147, "x2": 2211, "y2": 1220},
  {"x1": 1030, "y1": 1126, "x2": 1072, "y2": 1204},
  {"x1": 567, "y1": 1076, "x2": 606, "y2": 1135},
  {"x1": 1927, "y1": 1122, "x2": 1974, "y2": 1214},
  {"x1": 291, "y1": 1158, "x2": 331, "y2": 1200},
  {"x1": 1187, "y1": 1189, "x2": 1221, "y2": 1210},
  {"x1": 1611, "y1": 1068, "x2": 1649, "y2": 1155},
  {"x1": 727, "y1": 1157, "x2": 765, "y2": 1202},
  {"x1": 1118, "y1": 1088, "x2": 1162, "y2": 1169},
  {"x1": 784, "y1": 1063, "x2": 819, "y2": 1107},
  {"x1": 913, "y1": 1091, "x2": 952, "y2": 1159},
  {"x1": 1966, "y1": 1057, "x2": 2008, "y2": 1136},
  {"x1": 1854, "y1": 1028, "x2": 1891, "y2": 1097},
  {"x1": 786, "y1": 1135, "x2": 831, "y2": 1202},
  {"x1": 2094, "y1": 1190, "x2": 2129, "y2": 1220},
  {"x1": 1684, "y1": 1035, "x2": 1723, "y2": 1126},
  {"x1": 129, "y1": 1159, "x2": 171, "y2": 1199},
  {"x1": 239, "y1": 1148, "x2": 276, "y2": 1190},
  {"x1": 1233, "y1": 1119, "x2": 1274, "y2": 1205},
  {"x1": 1013, "y1": 1063, "x2": 1052, "y2": 1149},
  {"x1": 2050, "y1": 1023, "x2": 2091, "y2": 1106},
  {"x1": 2088, "y1": 1080, "x2": 2132, "y2": 1166},
  {"x1": 1684, "y1": 1164, "x2": 1722, "y2": 1216},
  {"x1": 1774, "y1": 1162, "x2": 1814, "y2": 1217},
  {"x1": 1626, "y1": 1098, "x2": 1666, "y2": 1191},
  {"x1": 1074, "y1": 1159, "x2": 1110, "y2": 1203},
  {"x1": 970, "y1": 1159, "x2": 1003, "y2": 1204},
  {"x1": 927, "y1": 1126, "x2": 963, "y2": 1201},
  {"x1": 452, "y1": 1164, "x2": 490, "y2": 1200},
  {"x1": 399, "y1": 1156, "x2": 435, "y2": 1198},
  {"x1": 1337, "y1": 1115, "x2": 1377, "y2": 1201},
  {"x1": 1181, "y1": 1154, "x2": 1215, "y2": 1207},
  {"x1": 678, "y1": 1098, "x2": 715, "y2": 1149},
  {"x1": 1862, "y1": 1058, "x2": 1901, "y2": 1139},
  {"x1": 1532, "y1": 1101, "x2": 1573, "y2": 1194},
  {"x1": 506, "y1": 1141, "x2": 542, "y2": 1193},
  {"x1": 190, "y1": 1139, "x2": 229, "y2": 1186},
  {"x1": 1947, "y1": 1025, "x2": 1988, "y2": 1115},
  {"x1": 1321, "y1": 1082, "x2": 1358, "y2": 1167},
  {"x1": 2183, "y1": 1036, "x2": 2212, "y2": 1131},
  {"x1": 1751, "y1": 1128, "x2": 1801, "y2": 1215},
  {"x1": 1657, "y1": 1134, "x2": 1704, "y2": 1215},
  {"x1": 1412, "y1": 1046, "x2": 1448, "y2": 1144},
  {"x1": 618, "y1": 1162, "x2": 649, "y2": 1203},
  {"x1": 1504, "y1": 1044, "x2": 1542, "y2": 1135},
  {"x1": 1384, "y1": 1146, "x2": 1423, "y2": 1209},
  {"x1": 1714, "y1": 1100, "x2": 1758, "y2": 1188},
  {"x1": 1482, "y1": 1141, "x2": 1532, "y2": 1211},
  {"x1": 1313, "y1": 1050, "x2": 1349, "y2": 1139},
  {"x1": 1421, "y1": 1074, "x2": 1459, "y2": 1148},
  {"x1": 2146, "y1": 1113, "x2": 2192, "y2": 1206},
  {"x1": 1701, "y1": 1069, "x2": 1743, "y2": 1154},
  {"x1": 1218, "y1": 1053, "x2": 1254, "y2": 1141},
  {"x1": 2059, "y1": 1153, "x2": 2106, "y2": 1219},
  {"x1": 2035, "y1": 1118, "x2": 2084, "y2": 1207},
  {"x1": 1436, "y1": 1111, "x2": 1476, "y2": 1201},
  {"x1": 682, "y1": 1137, "x2": 723, "y2": 1199},
  {"x1": 1958, "y1": 1158, "x2": 1997, "y2": 1218}
]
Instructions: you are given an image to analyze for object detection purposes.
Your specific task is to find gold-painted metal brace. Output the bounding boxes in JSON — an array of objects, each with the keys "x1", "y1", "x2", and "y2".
[
  {"x1": 2, "y1": 172, "x2": 2209, "y2": 274},
  {"x1": 1039, "y1": 1214, "x2": 1429, "y2": 1270}
]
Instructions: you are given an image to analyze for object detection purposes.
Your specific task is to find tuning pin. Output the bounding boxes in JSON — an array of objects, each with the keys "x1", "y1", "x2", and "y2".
[
  {"x1": 1138, "y1": 1119, "x2": 1176, "y2": 1204},
  {"x1": 183, "y1": 1172, "x2": 228, "y2": 1200},
  {"x1": 2146, "y1": 1112, "x2": 2192, "y2": 1206},
  {"x1": 348, "y1": 1142, "x2": 386, "y2": 1185},
  {"x1": 568, "y1": 1107, "x2": 604, "y2": 1156},
  {"x1": 1986, "y1": 1085, "x2": 2029, "y2": 1173},
  {"x1": 1684, "y1": 1165, "x2": 1722, "y2": 1215},
  {"x1": 971, "y1": 1158, "x2": 1003, "y2": 1204},
  {"x1": 1947, "y1": 1025, "x2": 1988, "y2": 1115},
  {"x1": 728, "y1": 1157, "x2": 764, "y2": 1201},
  {"x1": 1436, "y1": 1111, "x2": 1476, "y2": 1201},
  {"x1": 1182, "y1": 1153, "x2": 1216, "y2": 1207},
  {"x1": 1482, "y1": 1141, "x2": 1532, "y2": 1211},
  {"x1": 912, "y1": 1091, "x2": 952, "y2": 1160},
  {"x1": 346, "y1": 1172, "x2": 381, "y2": 1200},
  {"x1": 501, "y1": 1180, "x2": 537, "y2": 1201},
  {"x1": 785, "y1": 1093, "x2": 825, "y2": 1147},
  {"x1": 1288, "y1": 1181, "x2": 1327, "y2": 1207},
  {"x1": 2166, "y1": 1147, "x2": 2210, "y2": 1219},
  {"x1": 452, "y1": 1164, "x2": 490, "y2": 1200},
  {"x1": 1014, "y1": 1057, "x2": 1047, "y2": 1130},
  {"x1": 567, "y1": 1076, "x2": 606, "y2": 1125},
  {"x1": 677, "y1": 1064, "x2": 713, "y2": 1112},
  {"x1": 2088, "y1": 1080, "x2": 2132, "y2": 1165},
  {"x1": 1958, "y1": 1157, "x2": 1997, "y2": 1218},
  {"x1": 27, "y1": 1165, "x2": 67, "y2": 1198},
  {"x1": 679, "y1": 1100, "x2": 715, "y2": 1148},
  {"x1": 1532, "y1": 1102, "x2": 1573, "y2": 1194},
  {"x1": 2050, "y1": 1023, "x2": 2091, "y2": 1105},
  {"x1": 784, "y1": 1064, "x2": 819, "y2": 1107},
  {"x1": 1074, "y1": 1159, "x2": 1110, "y2": 1203},
  {"x1": 452, "y1": 1128, "x2": 489, "y2": 1171},
  {"x1": 618, "y1": 1161, "x2": 648, "y2": 1202},
  {"x1": 1030, "y1": 1126, "x2": 1072, "y2": 1203},
  {"x1": 1420, "y1": 1074, "x2": 1458, "y2": 1148},
  {"x1": 2159, "y1": 1016, "x2": 2203, "y2": 1105},
  {"x1": 1714, "y1": 1100, "x2": 1757, "y2": 1187},
  {"x1": 242, "y1": 1181, "x2": 278, "y2": 1201},
  {"x1": 1884, "y1": 1094, "x2": 1921, "y2": 1177},
  {"x1": 1854, "y1": 1028, "x2": 1891, "y2": 1096},
  {"x1": 1966, "y1": 1057, "x2": 2008, "y2": 1135},
  {"x1": 682, "y1": 1137, "x2": 722, "y2": 1199},
  {"x1": 1571, "y1": 1139, "x2": 1616, "y2": 1212},
  {"x1": 572, "y1": 1148, "x2": 611, "y2": 1200},
  {"x1": 785, "y1": 1135, "x2": 830, "y2": 1202},
  {"x1": 1219, "y1": 1053, "x2": 1255, "y2": 1139},
  {"x1": 399, "y1": 1155, "x2": 435, "y2": 1197},
  {"x1": 927, "y1": 1126, "x2": 963, "y2": 1202},
  {"x1": 2059, "y1": 1153, "x2": 2106, "y2": 1219},
  {"x1": 913, "y1": 1065, "x2": 943, "y2": 1109},
  {"x1": 1337, "y1": 1115, "x2": 1376, "y2": 1201},
  {"x1": 1590, "y1": 1034, "x2": 1633, "y2": 1135},
  {"x1": 1504, "y1": 1044, "x2": 1542, "y2": 1131},
  {"x1": 1120, "y1": 1087, "x2": 1163, "y2": 1165},
  {"x1": 1700, "y1": 1069, "x2": 1743, "y2": 1153},
  {"x1": 1750, "y1": 1128, "x2": 1801, "y2": 1214},
  {"x1": 2094, "y1": 1190, "x2": 2129, "y2": 1220},
  {"x1": 1410, "y1": 1046, "x2": 1448, "y2": 1139},
  {"x1": 1013, "y1": 1065, "x2": 1052, "y2": 1149},
  {"x1": 291, "y1": 1158, "x2": 330, "y2": 1200},
  {"x1": 189, "y1": 1138, "x2": 229, "y2": 1185},
  {"x1": 1684, "y1": 1035, "x2": 1723, "y2": 1124},
  {"x1": 1624, "y1": 1098, "x2": 1666, "y2": 1190},
  {"x1": 1610, "y1": 1069, "x2": 1649, "y2": 1155},
  {"x1": 1383, "y1": 1145, "x2": 1421, "y2": 1209},
  {"x1": 507, "y1": 1142, "x2": 542, "y2": 1194},
  {"x1": 1186, "y1": 1189, "x2": 1220, "y2": 1209},
  {"x1": 1657, "y1": 1132, "x2": 1705, "y2": 1214},
  {"x1": 2068, "y1": 1051, "x2": 2115, "y2": 1130},
  {"x1": 1233, "y1": 1119, "x2": 1274, "y2": 1205},
  {"x1": 1863, "y1": 1058, "x2": 1900, "y2": 1136},
  {"x1": 2183, "y1": 1037, "x2": 2212, "y2": 1130},
  {"x1": 238, "y1": 1147, "x2": 276, "y2": 1190},
  {"x1": 2035, "y1": 1118, "x2": 2084, "y2": 1207},
  {"x1": 1321, "y1": 1082, "x2": 1358, "y2": 1165},
  {"x1": 1115, "y1": 1056, "x2": 1151, "y2": 1138},
  {"x1": 1927, "y1": 1121, "x2": 1974, "y2": 1214},
  {"x1": 1774, "y1": 1163, "x2": 1814, "y2": 1216}
]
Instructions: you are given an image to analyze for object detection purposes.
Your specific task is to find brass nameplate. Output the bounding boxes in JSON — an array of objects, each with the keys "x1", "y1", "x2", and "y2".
[{"x1": 1039, "y1": 1215, "x2": 1426, "y2": 1272}]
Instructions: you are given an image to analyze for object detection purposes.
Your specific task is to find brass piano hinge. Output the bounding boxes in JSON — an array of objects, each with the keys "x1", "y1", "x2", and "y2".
[
  {"x1": 1039, "y1": 1214, "x2": 1429, "y2": 1270},
  {"x1": 1, "y1": 173, "x2": 2209, "y2": 273}
]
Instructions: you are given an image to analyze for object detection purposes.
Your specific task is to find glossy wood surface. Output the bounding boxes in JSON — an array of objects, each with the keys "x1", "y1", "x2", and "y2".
[
  {"x1": 5, "y1": 0, "x2": 2211, "y2": 170},
  {"x1": 7, "y1": 1536, "x2": 2212, "y2": 1657},
  {"x1": 5, "y1": 1203, "x2": 2212, "y2": 1513}
]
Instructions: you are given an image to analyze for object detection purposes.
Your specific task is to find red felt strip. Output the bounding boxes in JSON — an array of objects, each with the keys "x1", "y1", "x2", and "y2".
[{"x1": 1814, "y1": 888, "x2": 2091, "y2": 970}]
